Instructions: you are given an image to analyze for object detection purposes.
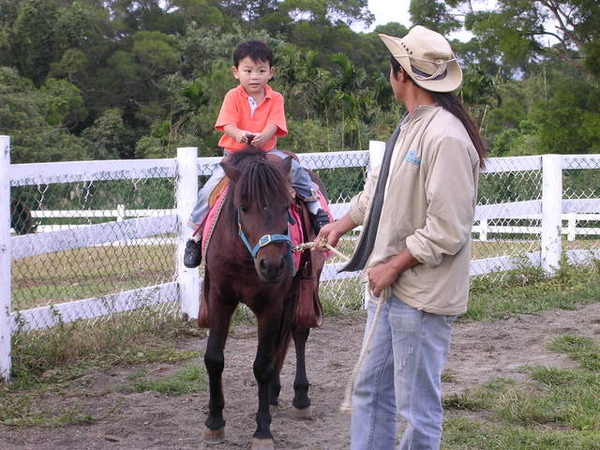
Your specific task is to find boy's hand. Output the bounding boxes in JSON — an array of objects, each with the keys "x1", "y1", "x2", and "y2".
[
  {"x1": 249, "y1": 132, "x2": 268, "y2": 148},
  {"x1": 236, "y1": 131, "x2": 254, "y2": 144}
]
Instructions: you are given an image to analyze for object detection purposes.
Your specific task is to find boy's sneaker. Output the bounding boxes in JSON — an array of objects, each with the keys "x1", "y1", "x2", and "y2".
[
  {"x1": 183, "y1": 239, "x2": 202, "y2": 268},
  {"x1": 309, "y1": 208, "x2": 330, "y2": 234}
]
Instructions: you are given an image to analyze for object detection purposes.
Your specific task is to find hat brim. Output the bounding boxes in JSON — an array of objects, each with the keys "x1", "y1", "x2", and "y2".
[{"x1": 379, "y1": 33, "x2": 463, "y2": 93}]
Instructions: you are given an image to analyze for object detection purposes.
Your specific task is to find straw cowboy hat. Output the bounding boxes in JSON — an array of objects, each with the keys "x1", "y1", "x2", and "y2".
[{"x1": 379, "y1": 25, "x2": 463, "y2": 93}]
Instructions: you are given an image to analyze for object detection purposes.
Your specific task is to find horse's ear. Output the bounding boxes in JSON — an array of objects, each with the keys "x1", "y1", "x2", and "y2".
[
  {"x1": 279, "y1": 155, "x2": 293, "y2": 175},
  {"x1": 222, "y1": 160, "x2": 241, "y2": 182}
]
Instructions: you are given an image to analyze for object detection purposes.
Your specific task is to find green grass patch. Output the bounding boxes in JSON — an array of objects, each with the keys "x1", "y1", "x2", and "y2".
[
  {"x1": 1, "y1": 308, "x2": 200, "y2": 426},
  {"x1": 466, "y1": 263, "x2": 600, "y2": 321},
  {"x1": 11, "y1": 244, "x2": 177, "y2": 309},
  {"x1": 122, "y1": 363, "x2": 206, "y2": 396},
  {"x1": 443, "y1": 416, "x2": 600, "y2": 450},
  {"x1": 9, "y1": 308, "x2": 199, "y2": 387},
  {"x1": 442, "y1": 330, "x2": 600, "y2": 449}
]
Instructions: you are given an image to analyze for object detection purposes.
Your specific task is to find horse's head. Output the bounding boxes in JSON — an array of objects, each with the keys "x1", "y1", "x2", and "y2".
[{"x1": 221, "y1": 147, "x2": 295, "y2": 284}]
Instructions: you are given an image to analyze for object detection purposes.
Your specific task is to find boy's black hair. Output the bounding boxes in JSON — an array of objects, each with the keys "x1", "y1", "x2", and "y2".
[{"x1": 233, "y1": 40, "x2": 274, "y2": 67}]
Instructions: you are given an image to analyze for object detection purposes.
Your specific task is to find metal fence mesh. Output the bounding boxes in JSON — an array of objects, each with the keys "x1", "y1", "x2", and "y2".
[
  {"x1": 10, "y1": 167, "x2": 180, "y2": 326},
  {"x1": 8, "y1": 152, "x2": 600, "y2": 331}
]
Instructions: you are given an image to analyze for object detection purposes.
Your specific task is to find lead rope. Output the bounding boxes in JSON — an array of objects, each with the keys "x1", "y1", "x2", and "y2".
[{"x1": 294, "y1": 241, "x2": 388, "y2": 414}]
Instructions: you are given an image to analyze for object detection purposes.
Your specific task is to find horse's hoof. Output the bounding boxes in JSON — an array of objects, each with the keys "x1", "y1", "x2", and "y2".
[
  {"x1": 203, "y1": 427, "x2": 225, "y2": 444},
  {"x1": 251, "y1": 437, "x2": 275, "y2": 450},
  {"x1": 294, "y1": 405, "x2": 313, "y2": 420}
]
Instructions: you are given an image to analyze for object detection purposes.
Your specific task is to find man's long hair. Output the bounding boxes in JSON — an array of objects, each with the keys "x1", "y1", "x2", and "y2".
[{"x1": 391, "y1": 57, "x2": 487, "y2": 168}]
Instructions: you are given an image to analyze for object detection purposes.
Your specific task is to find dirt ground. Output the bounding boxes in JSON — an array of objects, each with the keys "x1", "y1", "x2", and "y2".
[{"x1": 1, "y1": 302, "x2": 599, "y2": 450}]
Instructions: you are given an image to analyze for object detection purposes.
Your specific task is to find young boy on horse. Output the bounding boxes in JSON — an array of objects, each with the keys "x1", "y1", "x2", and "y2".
[{"x1": 184, "y1": 39, "x2": 330, "y2": 268}]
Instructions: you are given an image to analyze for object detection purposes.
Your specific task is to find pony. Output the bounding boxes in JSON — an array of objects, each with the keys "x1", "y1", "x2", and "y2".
[{"x1": 200, "y1": 147, "x2": 325, "y2": 449}]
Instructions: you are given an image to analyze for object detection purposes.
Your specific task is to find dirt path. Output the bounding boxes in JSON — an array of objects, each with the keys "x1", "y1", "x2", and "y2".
[{"x1": 1, "y1": 303, "x2": 599, "y2": 450}]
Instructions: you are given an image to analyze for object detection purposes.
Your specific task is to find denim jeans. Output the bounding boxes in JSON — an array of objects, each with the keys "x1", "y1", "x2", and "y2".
[
  {"x1": 188, "y1": 149, "x2": 317, "y2": 228},
  {"x1": 350, "y1": 294, "x2": 455, "y2": 450}
]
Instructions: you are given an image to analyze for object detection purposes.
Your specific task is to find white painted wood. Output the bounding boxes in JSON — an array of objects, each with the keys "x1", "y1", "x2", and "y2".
[
  {"x1": 11, "y1": 215, "x2": 178, "y2": 259},
  {"x1": 298, "y1": 150, "x2": 369, "y2": 170},
  {"x1": 474, "y1": 200, "x2": 541, "y2": 220},
  {"x1": 0, "y1": 136, "x2": 12, "y2": 381},
  {"x1": 541, "y1": 155, "x2": 562, "y2": 275},
  {"x1": 2, "y1": 140, "x2": 599, "y2": 383},
  {"x1": 10, "y1": 158, "x2": 178, "y2": 186},
  {"x1": 10, "y1": 282, "x2": 178, "y2": 332},
  {"x1": 176, "y1": 148, "x2": 201, "y2": 319},
  {"x1": 482, "y1": 155, "x2": 542, "y2": 173},
  {"x1": 368, "y1": 140, "x2": 386, "y2": 174}
]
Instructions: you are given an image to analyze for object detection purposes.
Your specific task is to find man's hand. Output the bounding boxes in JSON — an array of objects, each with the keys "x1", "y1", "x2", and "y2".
[
  {"x1": 313, "y1": 213, "x2": 357, "y2": 252},
  {"x1": 367, "y1": 261, "x2": 399, "y2": 298},
  {"x1": 314, "y1": 222, "x2": 342, "y2": 251}
]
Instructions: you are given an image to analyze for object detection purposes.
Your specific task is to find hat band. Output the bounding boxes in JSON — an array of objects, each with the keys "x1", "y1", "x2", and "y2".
[
  {"x1": 395, "y1": 54, "x2": 455, "y2": 82},
  {"x1": 411, "y1": 65, "x2": 448, "y2": 81}
]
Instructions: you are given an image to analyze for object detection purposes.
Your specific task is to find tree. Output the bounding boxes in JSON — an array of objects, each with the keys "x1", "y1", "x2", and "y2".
[
  {"x1": 465, "y1": 0, "x2": 600, "y2": 77},
  {"x1": 0, "y1": 67, "x2": 92, "y2": 163}
]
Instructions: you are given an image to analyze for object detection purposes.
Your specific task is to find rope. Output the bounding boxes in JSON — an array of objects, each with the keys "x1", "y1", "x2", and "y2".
[
  {"x1": 339, "y1": 287, "x2": 388, "y2": 413},
  {"x1": 296, "y1": 241, "x2": 388, "y2": 414}
]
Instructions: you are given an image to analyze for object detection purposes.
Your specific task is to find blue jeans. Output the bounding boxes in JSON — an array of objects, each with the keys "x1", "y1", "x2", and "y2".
[
  {"x1": 350, "y1": 295, "x2": 455, "y2": 450},
  {"x1": 188, "y1": 149, "x2": 317, "y2": 228}
]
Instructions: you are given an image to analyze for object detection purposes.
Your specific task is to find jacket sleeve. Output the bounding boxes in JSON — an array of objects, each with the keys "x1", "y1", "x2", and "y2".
[
  {"x1": 405, "y1": 135, "x2": 477, "y2": 267},
  {"x1": 348, "y1": 164, "x2": 379, "y2": 226}
]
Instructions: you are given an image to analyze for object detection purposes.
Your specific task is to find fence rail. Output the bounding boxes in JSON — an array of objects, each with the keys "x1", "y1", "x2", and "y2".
[
  {"x1": 2, "y1": 134, "x2": 599, "y2": 381},
  {"x1": 16, "y1": 208, "x2": 600, "y2": 241}
]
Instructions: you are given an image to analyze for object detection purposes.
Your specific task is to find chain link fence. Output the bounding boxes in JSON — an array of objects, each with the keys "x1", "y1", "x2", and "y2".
[{"x1": 6, "y1": 149, "x2": 600, "y2": 332}]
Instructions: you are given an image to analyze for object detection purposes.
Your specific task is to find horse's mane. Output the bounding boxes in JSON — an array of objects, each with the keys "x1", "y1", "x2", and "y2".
[{"x1": 228, "y1": 147, "x2": 293, "y2": 210}]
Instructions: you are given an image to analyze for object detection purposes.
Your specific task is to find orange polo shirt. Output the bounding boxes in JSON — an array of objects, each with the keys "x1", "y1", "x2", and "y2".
[{"x1": 215, "y1": 84, "x2": 288, "y2": 153}]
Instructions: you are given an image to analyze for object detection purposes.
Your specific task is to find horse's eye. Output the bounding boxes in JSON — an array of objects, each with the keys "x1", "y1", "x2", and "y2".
[{"x1": 240, "y1": 206, "x2": 248, "y2": 213}]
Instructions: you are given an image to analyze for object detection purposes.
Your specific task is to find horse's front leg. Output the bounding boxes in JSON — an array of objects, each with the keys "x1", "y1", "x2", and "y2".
[
  {"x1": 292, "y1": 326, "x2": 313, "y2": 419},
  {"x1": 251, "y1": 320, "x2": 280, "y2": 449},
  {"x1": 203, "y1": 301, "x2": 236, "y2": 444}
]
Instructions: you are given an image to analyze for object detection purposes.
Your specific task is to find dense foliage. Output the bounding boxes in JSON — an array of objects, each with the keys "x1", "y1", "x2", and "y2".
[{"x1": 0, "y1": 0, "x2": 598, "y2": 163}]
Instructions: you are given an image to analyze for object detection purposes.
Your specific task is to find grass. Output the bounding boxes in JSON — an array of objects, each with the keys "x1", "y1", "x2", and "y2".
[
  {"x1": 2, "y1": 256, "x2": 599, "y2": 448},
  {"x1": 1, "y1": 307, "x2": 202, "y2": 426},
  {"x1": 466, "y1": 260, "x2": 600, "y2": 321},
  {"x1": 9, "y1": 308, "x2": 199, "y2": 388},
  {"x1": 11, "y1": 244, "x2": 177, "y2": 309},
  {"x1": 442, "y1": 335, "x2": 600, "y2": 449},
  {"x1": 440, "y1": 262, "x2": 600, "y2": 449},
  {"x1": 122, "y1": 362, "x2": 206, "y2": 396}
]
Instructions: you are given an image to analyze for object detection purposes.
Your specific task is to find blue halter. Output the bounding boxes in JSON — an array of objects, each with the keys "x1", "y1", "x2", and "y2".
[{"x1": 237, "y1": 208, "x2": 294, "y2": 259}]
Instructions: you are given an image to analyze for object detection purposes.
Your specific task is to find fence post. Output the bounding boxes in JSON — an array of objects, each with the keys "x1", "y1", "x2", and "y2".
[
  {"x1": 176, "y1": 147, "x2": 200, "y2": 319},
  {"x1": 541, "y1": 154, "x2": 562, "y2": 275},
  {"x1": 0, "y1": 136, "x2": 12, "y2": 382},
  {"x1": 369, "y1": 140, "x2": 386, "y2": 174}
]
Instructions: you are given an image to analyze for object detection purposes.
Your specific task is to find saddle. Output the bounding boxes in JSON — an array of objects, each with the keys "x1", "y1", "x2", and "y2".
[{"x1": 198, "y1": 166, "x2": 329, "y2": 330}]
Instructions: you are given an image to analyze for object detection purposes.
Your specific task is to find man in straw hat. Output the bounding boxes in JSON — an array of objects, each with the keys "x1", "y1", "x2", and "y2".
[{"x1": 315, "y1": 25, "x2": 487, "y2": 449}]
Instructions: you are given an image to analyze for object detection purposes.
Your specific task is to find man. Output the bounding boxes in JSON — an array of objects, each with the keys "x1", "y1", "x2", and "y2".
[{"x1": 315, "y1": 25, "x2": 486, "y2": 449}]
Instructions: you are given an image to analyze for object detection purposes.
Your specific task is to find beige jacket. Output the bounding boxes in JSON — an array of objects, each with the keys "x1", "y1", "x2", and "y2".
[{"x1": 349, "y1": 105, "x2": 480, "y2": 315}]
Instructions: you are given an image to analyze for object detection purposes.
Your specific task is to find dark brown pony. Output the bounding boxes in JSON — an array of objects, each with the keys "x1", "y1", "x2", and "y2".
[{"x1": 201, "y1": 147, "x2": 317, "y2": 450}]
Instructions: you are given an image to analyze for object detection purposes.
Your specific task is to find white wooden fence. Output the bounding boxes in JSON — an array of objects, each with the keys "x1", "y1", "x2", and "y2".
[{"x1": 1, "y1": 135, "x2": 599, "y2": 381}]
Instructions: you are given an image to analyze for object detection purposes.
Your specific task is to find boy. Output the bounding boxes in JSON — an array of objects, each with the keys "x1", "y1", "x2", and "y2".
[{"x1": 184, "y1": 40, "x2": 329, "y2": 268}]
